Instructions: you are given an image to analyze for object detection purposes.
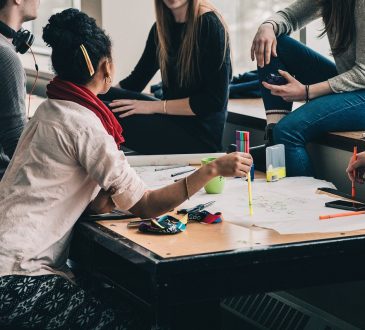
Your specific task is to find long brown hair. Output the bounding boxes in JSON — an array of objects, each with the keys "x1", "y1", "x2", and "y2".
[
  {"x1": 154, "y1": 0, "x2": 229, "y2": 88},
  {"x1": 319, "y1": 0, "x2": 356, "y2": 55}
]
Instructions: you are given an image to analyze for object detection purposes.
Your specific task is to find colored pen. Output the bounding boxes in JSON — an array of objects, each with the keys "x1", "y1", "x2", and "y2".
[
  {"x1": 352, "y1": 146, "x2": 357, "y2": 198},
  {"x1": 171, "y1": 168, "x2": 195, "y2": 177},
  {"x1": 319, "y1": 210, "x2": 365, "y2": 220}
]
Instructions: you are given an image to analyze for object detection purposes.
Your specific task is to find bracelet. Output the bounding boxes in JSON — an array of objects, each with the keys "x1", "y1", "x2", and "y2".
[
  {"x1": 163, "y1": 100, "x2": 167, "y2": 114},
  {"x1": 184, "y1": 176, "x2": 190, "y2": 200},
  {"x1": 263, "y1": 21, "x2": 277, "y2": 33},
  {"x1": 305, "y1": 85, "x2": 310, "y2": 103}
]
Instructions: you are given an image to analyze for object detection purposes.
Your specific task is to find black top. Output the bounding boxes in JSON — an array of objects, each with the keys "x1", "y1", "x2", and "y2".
[{"x1": 120, "y1": 12, "x2": 232, "y2": 151}]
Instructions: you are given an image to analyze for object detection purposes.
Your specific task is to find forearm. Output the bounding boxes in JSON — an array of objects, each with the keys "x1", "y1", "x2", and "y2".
[
  {"x1": 308, "y1": 81, "x2": 333, "y2": 100},
  {"x1": 153, "y1": 98, "x2": 195, "y2": 116},
  {"x1": 130, "y1": 163, "x2": 217, "y2": 218}
]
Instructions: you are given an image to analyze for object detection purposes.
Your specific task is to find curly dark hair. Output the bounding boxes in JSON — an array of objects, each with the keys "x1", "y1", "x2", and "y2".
[{"x1": 43, "y1": 8, "x2": 112, "y2": 84}]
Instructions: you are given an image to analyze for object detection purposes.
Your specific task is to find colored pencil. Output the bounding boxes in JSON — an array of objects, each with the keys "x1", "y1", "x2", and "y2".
[
  {"x1": 352, "y1": 146, "x2": 357, "y2": 198},
  {"x1": 319, "y1": 210, "x2": 365, "y2": 220}
]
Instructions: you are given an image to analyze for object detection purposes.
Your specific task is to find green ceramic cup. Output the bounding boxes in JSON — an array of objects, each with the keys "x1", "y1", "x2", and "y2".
[{"x1": 201, "y1": 157, "x2": 225, "y2": 194}]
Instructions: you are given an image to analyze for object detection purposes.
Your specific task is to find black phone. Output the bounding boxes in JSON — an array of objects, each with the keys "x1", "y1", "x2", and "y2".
[
  {"x1": 325, "y1": 200, "x2": 365, "y2": 211},
  {"x1": 265, "y1": 73, "x2": 287, "y2": 85}
]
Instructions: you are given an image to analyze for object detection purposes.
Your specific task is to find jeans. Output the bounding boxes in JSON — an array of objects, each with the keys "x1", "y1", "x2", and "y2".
[{"x1": 258, "y1": 35, "x2": 365, "y2": 176}]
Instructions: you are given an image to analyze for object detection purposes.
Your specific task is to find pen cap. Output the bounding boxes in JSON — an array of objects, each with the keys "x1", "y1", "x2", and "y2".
[
  {"x1": 266, "y1": 144, "x2": 285, "y2": 168},
  {"x1": 266, "y1": 144, "x2": 286, "y2": 181},
  {"x1": 235, "y1": 130, "x2": 250, "y2": 152}
]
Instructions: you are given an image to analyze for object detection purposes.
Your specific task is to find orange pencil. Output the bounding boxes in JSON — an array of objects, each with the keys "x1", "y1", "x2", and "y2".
[
  {"x1": 319, "y1": 210, "x2": 365, "y2": 220},
  {"x1": 352, "y1": 146, "x2": 357, "y2": 198}
]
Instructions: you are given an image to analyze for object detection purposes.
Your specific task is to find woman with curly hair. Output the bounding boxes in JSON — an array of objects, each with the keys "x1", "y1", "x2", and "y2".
[
  {"x1": 101, "y1": 0, "x2": 231, "y2": 154},
  {"x1": 0, "y1": 8, "x2": 251, "y2": 329}
]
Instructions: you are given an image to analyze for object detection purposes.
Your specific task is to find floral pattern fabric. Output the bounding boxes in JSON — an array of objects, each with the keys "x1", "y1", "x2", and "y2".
[{"x1": 0, "y1": 275, "x2": 144, "y2": 329}]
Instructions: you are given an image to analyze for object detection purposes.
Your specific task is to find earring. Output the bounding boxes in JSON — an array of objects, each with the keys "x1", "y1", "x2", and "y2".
[{"x1": 104, "y1": 76, "x2": 112, "y2": 84}]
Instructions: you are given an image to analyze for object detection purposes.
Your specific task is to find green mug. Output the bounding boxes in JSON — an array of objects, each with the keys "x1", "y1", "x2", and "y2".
[{"x1": 201, "y1": 157, "x2": 225, "y2": 194}]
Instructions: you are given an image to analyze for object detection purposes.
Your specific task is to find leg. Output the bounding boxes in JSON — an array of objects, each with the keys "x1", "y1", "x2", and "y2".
[
  {"x1": 258, "y1": 35, "x2": 338, "y2": 124},
  {"x1": 0, "y1": 275, "x2": 148, "y2": 330},
  {"x1": 120, "y1": 114, "x2": 216, "y2": 154},
  {"x1": 273, "y1": 90, "x2": 365, "y2": 176}
]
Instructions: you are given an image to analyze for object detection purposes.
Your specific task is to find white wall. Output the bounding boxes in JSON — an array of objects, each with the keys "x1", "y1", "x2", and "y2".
[{"x1": 101, "y1": 0, "x2": 160, "y2": 86}]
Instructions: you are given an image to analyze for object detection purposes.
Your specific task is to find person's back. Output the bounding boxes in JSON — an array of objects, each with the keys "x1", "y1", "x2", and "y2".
[{"x1": 0, "y1": 35, "x2": 26, "y2": 178}]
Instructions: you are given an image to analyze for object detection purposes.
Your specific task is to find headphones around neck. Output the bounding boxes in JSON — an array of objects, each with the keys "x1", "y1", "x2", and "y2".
[{"x1": 0, "y1": 20, "x2": 34, "y2": 54}]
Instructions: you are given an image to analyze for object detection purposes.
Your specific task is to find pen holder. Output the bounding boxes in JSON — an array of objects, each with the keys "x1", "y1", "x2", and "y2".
[
  {"x1": 201, "y1": 157, "x2": 225, "y2": 194},
  {"x1": 266, "y1": 144, "x2": 286, "y2": 182}
]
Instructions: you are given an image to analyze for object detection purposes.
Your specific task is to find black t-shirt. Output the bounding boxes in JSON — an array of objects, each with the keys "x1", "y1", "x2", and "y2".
[{"x1": 120, "y1": 12, "x2": 232, "y2": 151}]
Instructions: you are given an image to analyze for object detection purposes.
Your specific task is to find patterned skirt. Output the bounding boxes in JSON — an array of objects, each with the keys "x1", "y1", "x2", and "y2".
[{"x1": 0, "y1": 275, "x2": 147, "y2": 329}]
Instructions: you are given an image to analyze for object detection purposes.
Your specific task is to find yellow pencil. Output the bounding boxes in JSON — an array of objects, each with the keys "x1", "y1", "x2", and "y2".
[{"x1": 247, "y1": 172, "x2": 253, "y2": 216}]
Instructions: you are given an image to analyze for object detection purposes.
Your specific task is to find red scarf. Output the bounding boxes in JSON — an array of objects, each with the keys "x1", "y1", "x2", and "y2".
[{"x1": 47, "y1": 77, "x2": 124, "y2": 147}]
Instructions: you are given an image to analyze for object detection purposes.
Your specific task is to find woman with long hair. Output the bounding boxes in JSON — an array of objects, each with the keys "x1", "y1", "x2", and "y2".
[
  {"x1": 101, "y1": 0, "x2": 231, "y2": 154},
  {"x1": 0, "y1": 8, "x2": 251, "y2": 329},
  {"x1": 251, "y1": 0, "x2": 365, "y2": 176}
]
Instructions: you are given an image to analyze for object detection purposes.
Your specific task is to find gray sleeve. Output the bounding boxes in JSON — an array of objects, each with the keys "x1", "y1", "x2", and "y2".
[
  {"x1": 265, "y1": 0, "x2": 321, "y2": 36},
  {"x1": 328, "y1": 0, "x2": 365, "y2": 92},
  {"x1": 0, "y1": 45, "x2": 26, "y2": 160}
]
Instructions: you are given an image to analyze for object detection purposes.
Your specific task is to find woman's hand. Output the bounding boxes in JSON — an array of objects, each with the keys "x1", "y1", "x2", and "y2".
[
  {"x1": 110, "y1": 99, "x2": 162, "y2": 118},
  {"x1": 262, "y1": 70, "x2": 306, "y2": 102},
  {"x1": 251, "y1": 23, "x2": 277, "y2": 68},
  {"x1": 85, "y1": 188, "x2": 116, "y2": 214},
  {"x1": 212, "y1": 152, "x2": 253, "y2": 178},
  {"x1": 347, "y1": 152, "x2": 365, "y2": 184}
]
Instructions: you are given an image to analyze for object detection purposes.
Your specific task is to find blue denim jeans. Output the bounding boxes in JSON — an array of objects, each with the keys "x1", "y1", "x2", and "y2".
[{"x1": 258, "y1": 35, "x2": 365, "y2": 176}]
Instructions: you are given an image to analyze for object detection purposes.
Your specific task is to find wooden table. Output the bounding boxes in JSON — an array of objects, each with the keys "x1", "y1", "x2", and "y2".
[{"x1": 70, "y1": 215, "x2": 365, "y2": 329}]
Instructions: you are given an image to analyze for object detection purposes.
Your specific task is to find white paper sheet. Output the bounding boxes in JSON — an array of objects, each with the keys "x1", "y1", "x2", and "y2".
[{"x1": 134, "y1": 163, "x2": 365, "y2": 234}]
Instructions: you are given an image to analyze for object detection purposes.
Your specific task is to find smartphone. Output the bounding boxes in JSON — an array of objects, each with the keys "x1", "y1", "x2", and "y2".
[
  {"x1": 325, "y1": 200, "x2": 365, "y2": 211},
  {"x1": 265, "y1": 73, "x2": 287, "y2": 85}
]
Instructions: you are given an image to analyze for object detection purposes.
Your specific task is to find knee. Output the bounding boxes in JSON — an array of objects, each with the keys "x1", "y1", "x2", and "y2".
[
  {"x1": 276, "y1": 35, "x2": 294, "y2": 51},
  {"x1": 273, "y1": 118, "x2": 305, "y2": 146}
]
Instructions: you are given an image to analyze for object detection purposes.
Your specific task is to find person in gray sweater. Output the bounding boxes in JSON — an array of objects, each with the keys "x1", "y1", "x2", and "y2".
[
  {"x1": 251, "y1": 0, "x2": 365, "y2": 176},
  {"x1": 0, "y1": 0, "x2": 39, "y2": 180}
]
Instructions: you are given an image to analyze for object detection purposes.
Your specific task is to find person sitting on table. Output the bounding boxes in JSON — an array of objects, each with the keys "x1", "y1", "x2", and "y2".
[
  {"x1": 251, "y1": 0, "x2": 365, "y2": 177},
  {"x1": 100, "y1": 0, "x2": 231, "y2": 155},
  {"x1": 0, "y1": 8, "x2": 252, "y2": 329}
]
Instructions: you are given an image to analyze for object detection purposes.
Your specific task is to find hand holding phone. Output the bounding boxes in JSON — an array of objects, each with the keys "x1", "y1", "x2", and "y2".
[{"x1": 265, "y1": 73, "x2": 287, "y2": 85}]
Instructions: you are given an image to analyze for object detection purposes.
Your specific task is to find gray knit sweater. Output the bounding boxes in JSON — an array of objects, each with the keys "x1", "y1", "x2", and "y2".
[
  {"x1": 0, "y1": 35, "x2": 26, "y2": 179},
  {"x1": 267, "y1": 0, "x2": 365, "y2": 93}
]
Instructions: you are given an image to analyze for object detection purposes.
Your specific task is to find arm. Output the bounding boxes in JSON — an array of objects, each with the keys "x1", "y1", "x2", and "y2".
[
  {"x1": 76, "y1": 123, "x2": 252, "y2": 218},
  {"x1": 119, "y1": 24, "x2": 159, "y2": 92},
  {"x1": 261, "y1": 69, "x2": 333, "y2": 102},
  {"x1": 188, "y1": 14, "x2": 231, "y2": 117},
  {"x1": 0, "y1": 47, "x2": 26, "y2": 160},
  {"x1": 266, "y1": 0, "x2": 321, "y2": 36},
  {"x1": 251, "y1": 0, "x2": 321, "y2": 67},
  {"x1": 130, "y1": 152, "x2": 252, "y2": 218},
  {"x1": 110, "y1": 97, "x2": 195, "y2": 119}
]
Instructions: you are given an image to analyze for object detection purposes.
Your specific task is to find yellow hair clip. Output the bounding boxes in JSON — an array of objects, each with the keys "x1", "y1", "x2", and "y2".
[{"x1": 80, "y1": 44, "x2": 95, "y2": 76}]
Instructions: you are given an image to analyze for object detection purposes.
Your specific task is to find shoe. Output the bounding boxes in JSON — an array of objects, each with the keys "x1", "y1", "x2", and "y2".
[{"x1": 264, "y1": 123, "x2": 276, "y2": 146}]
